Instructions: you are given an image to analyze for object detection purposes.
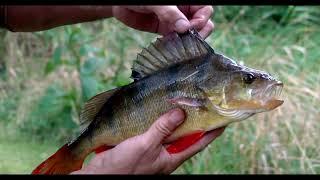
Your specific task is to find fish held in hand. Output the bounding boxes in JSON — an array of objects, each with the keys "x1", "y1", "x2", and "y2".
[{"x1": 32, "y1": 29, "x2": 284, "y2": 174}]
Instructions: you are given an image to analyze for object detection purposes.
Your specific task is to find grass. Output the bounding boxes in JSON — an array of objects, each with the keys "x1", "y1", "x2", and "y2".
[
  {"x1": 0, "y1": 6, "x2": 319, "y2": 174},
  {"x1": 0, "y1": 137, "x2": 57, "y2": 174}
]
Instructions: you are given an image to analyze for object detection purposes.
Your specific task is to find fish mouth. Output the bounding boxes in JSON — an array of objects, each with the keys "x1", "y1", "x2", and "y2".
[
  {"x1": 258, "y1": 81, "x2": 284, "y2": 110},
  {"x1": 209, "y1": 80, "x2": 284, "y2": 119},
  {"x1": 212, "y1": 80, "x2": 284, "y2": 114}
]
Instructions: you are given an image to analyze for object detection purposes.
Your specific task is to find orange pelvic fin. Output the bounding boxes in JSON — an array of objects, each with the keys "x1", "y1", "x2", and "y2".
[
  {"x1": 94, "y1": 145, "x2": 113, "y2": 154},
  {"x1": 32, "y1": 144, "x2": 83, "y2": 175},
  {"x1": 166, "y1": 131, "x2": 205, "y2": 154}
]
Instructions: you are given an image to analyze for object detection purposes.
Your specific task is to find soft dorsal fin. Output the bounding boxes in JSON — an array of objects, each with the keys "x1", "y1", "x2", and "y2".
[
  {"x1": 131, "y1": 29, "x2": 214, "y2": 81},
  {"x1": 79, "y1": 88, "x2": 118, "y2": 126}
]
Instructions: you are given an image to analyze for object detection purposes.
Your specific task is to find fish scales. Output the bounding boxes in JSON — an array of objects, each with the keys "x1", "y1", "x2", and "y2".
[{"x1": 87, "y1": 67, "x2": 203, "y2": 147}]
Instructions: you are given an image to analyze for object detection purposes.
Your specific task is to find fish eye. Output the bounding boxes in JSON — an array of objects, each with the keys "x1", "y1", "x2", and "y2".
[{"x1": 243, "y1": 73, "x2": 255, "y2": 84}]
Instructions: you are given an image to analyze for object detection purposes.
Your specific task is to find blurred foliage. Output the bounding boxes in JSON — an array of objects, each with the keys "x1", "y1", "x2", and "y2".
[{"x1": 0, "y1": 6, "x2": 319, "y2": 174}]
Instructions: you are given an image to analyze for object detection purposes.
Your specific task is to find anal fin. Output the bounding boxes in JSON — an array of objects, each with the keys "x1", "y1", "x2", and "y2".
[{"x1": 166, "y1": 131, "x2": 205, "y2": 154}]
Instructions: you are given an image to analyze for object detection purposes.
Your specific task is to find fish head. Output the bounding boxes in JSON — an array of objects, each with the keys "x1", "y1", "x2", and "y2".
[{"x1": 199, "y1": 53, "x2": 284, "y2": 120}]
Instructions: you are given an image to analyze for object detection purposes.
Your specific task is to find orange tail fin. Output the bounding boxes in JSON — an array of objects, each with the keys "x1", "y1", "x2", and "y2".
[{"x1": 32, "y1": 144, "x2": 84, "y2": 174}]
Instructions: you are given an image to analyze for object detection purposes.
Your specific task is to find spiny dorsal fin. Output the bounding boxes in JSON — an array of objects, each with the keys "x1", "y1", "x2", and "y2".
[
  {"x1": 79, "y1": 88, "x2": 118, "y2": 126},
  {"x1": 131, "y1": 29, "x2": 214, "y2": 81}
]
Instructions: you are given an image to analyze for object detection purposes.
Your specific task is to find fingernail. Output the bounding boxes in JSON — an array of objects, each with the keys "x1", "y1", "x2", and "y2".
[
  {"x1": 169, "y1": 109, "x2": 185, "y2": 125},
  {"x1": 175, "y1": 19, "x2": 190, "y2": 32}
]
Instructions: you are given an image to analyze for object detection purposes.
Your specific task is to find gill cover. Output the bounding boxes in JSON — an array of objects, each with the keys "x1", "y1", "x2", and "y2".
[{"x1": 212, "y1": 104, "x2": 254, "y2": 120}]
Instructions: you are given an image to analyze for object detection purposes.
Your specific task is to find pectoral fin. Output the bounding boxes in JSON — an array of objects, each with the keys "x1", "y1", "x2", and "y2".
[
  {"x1": 166, "y1": 97, "x2": 206, "y2": 108},
  {"x1": 166, "y1": 131, "x2": 206, "y2": 154}
]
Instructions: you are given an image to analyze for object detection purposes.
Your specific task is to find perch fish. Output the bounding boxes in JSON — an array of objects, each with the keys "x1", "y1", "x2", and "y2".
[{"x1": 32, "y1": 29, "x2": 284, "y2": 174}]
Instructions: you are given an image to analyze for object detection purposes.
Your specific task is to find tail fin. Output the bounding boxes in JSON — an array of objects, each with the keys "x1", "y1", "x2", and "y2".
[{"x1": 32, "y1": 144, "x2": 84, "y2": 174}]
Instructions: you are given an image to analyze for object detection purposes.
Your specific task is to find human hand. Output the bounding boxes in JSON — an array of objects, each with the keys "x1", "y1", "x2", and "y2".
[
  {"x1": 71, "y1": 108, "x2": 225, "y2": 174},
  {"x1": 112, "y1": 6, "x2": 214, "y2": 39}
]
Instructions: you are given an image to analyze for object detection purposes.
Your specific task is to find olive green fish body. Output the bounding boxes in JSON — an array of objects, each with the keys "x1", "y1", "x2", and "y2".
[{"x1": 71, "y1": 58, "x2": 227, "y2": 157}]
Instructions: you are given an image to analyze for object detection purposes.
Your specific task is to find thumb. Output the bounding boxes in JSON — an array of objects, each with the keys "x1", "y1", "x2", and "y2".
[
  {"x1": 144, "y1": 108, "x2": 185, "y2": 147},
  {"x1": 148, "y1": 6, "x2": 191, "y2": 33}
]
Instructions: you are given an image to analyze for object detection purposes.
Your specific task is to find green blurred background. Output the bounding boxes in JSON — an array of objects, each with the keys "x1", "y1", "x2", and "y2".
[{"x1": 0, "y1": 6, "x2": 319, "y2": 174}]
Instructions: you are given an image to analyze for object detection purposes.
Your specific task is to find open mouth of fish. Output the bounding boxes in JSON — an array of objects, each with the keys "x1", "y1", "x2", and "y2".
[{"x1": 254, "y1": 81, "x2": 284, "y2": 110}]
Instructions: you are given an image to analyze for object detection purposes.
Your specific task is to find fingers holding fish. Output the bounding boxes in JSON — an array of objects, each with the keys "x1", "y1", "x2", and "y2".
[
  {"x1": 151, "y1": 5, "x2": 214, "y2": 37},
  {"x1": 189, "y1": 6, "x2": 214, "y2": 19},
  {"x1": 112, "y1": 5, "x2": 214, "y2": 38},
  {"x1": 148, "y1": 6, "x2": 191, "y2": 34},
  {"x1": 73, "y1": 109, "x2": 187, "y2": 174},
  {"x1": 144, "y1": 108, "x2": 186, "y2": 148},
  {"x1": 188, "y1": 6, "x2": 214, "y2": 39},
  {"x1": 197, "y1": 20, "x2": 214, "y2": 39}
]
